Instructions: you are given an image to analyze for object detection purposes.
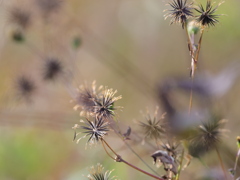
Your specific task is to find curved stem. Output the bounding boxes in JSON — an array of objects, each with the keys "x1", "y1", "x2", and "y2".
[
  {"x1": 101, "y1": 138, "x2": 118, "y2": 156},
  {"x1": 101, "y1": 139, "x2": 163, "y2": 180},
  {"x1": 116, "y1": 155, "x2": 164, "y2": 180},
  {"x1": 101, "y1": 139, "x2": 115, "y2": 160}
]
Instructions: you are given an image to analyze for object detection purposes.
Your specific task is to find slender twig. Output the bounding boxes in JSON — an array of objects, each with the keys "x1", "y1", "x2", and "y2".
[
  {"x1": 233, "y1": 149, "x2": 240, "y2": 179},
  {"x1": 123, "y1": 139, "x2": 161, "y2": 176},
  {"x1": 184, "y1": 23, "x2": 195, "y2": 113},
  {"x1": 176, "y1": 149, "x2": 185, "y2": 180},
  {"x1": 111, "y1": 121, "x2": 161, "y2": 177},
  {"x1": 195, "y1": 29, "x2": 204, "y2": 63},
  {"x1": 101, "y1": 139, "x2": 164, "y2": 180},
  {"x1": 215, "y1": 147, "x2": 228, "y2": 180},
  {"x1": 101, "y1": 138, "x2": 118, "y2": 156},
  {"x1": 101, "y1": 139, "x2": 116, "y2": 160},
  {"x1": 116, "y1": 155, "x2": 164, "y2": 180}
]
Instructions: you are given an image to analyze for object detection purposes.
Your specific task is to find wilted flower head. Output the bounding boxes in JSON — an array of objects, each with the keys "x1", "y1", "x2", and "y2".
[
  {"x1": 73, "y1": 116, "x2": 109, "y2": 146},
  {"x1": 42, "y1": 57, "x2": 63, "y2": 81},
  {"x1": 139, "y1": 108, "x2": 166, "y2": 140},
  {"x1": 94, "y1": 88, "x2": 122, "y2": 119},
  {"x1": 188, "y1": 116, "x2": 227, "y2": 157},
  {"x1": 8, "y1": 8, "x2": 31, "y2": 29},
  {"x1": 151, "y1": 150, "x2": 178, "y2": 175},
  {"x1": 74, "y1": 81, "x2": 122, "y2": 119},
  {"x1": 15, "y1": 75, "x2": 36, "y2": 101},
  {"x1": 87, "y1": 163, "x2": 117, "y2": 180},
  {"x1": 195, "y1": 0, "x2": 223, "y2": 28},
  {"x1": 164, "y1": 0, "x2": 193, "y2": 28}
]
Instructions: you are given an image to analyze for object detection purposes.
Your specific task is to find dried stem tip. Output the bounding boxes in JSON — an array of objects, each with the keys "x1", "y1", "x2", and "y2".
[{"x1": 164, "y1": 0, "x2": 193, "y2": 28}]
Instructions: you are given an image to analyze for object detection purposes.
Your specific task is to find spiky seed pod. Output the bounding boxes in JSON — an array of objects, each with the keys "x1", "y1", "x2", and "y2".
[
  {"x1": 139, "y1": 109, "x2": 166, "y2": 140},
  {"x1": 93, "y1": 88, "x2": 122, "y2": 119},
  {"x1": 43, "y1": 58, "x2": 63, "y2": 81},
  {"x1": 73, "y1": 116, "x2": 109, "y2": 146},
  {"x1": 74, "y1": 82, "x2": 122, "y2": 119},
  {"x1": 195, "y1": 0, "x2": 223, "y2": 28},
  {"x1": 9, "y1": 8, "x2": 31, "y2": 29},
  {"x1": 74, "y1": 81, "x2": 102, "y2": 117},
  {"x1": 15, "y1": 76, "x2": 36, "y2": 101},
  {"x1": 188, "y1": 116, "x2": 227, "y2": 157},
  {"x1": 164, "y1": 0, "x2": 193, "y2": 28},
  {"x1": 87, "y1": 163, "x2": 117, "y2": 180}
]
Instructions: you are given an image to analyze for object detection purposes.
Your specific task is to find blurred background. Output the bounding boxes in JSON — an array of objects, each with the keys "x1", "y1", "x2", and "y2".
[{"x1": 0, "y1": 0, "x2": 240, "y2": 179}]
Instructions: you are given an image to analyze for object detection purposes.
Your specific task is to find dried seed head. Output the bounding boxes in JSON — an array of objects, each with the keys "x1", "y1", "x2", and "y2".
[
  {"x1": 15, "y1": 75, "x2": 36, "y2": 101},
  {"x1": 188, "y1": 115, "x2": 227, "y2": 157},
  {"x1": 139, "y1": 108, "x2": 166, "y2": 140},
  {"x1": 74, "y1": 81, "x2": 122, "y2": 119},
  {"x1": 42, "y1": 58, "x2": 63, "y2": 81},
  {"x1": 164, "y1": 0, "x2": 194, "y2": 28},
  {"x1": 73, "y1": 116, "x2": 109, "y2": 146},
  {"x1": 93, "y1": 88, "x2": 122, "y2": 119},
  {"x1": 87, "y1": 163, "x2": 117, "y2": 180},
  {"x1": 195, "y1": 0, "x2": 223, "y2": 28}
]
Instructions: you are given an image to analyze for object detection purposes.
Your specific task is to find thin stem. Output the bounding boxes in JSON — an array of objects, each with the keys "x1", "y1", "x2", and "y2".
[
  {"x1": 117, "y1": 156, "x2": 164, "y2": 180},
  {"x1": 184, "y1": 23, "x2": 194, "y2": 60},
  {"x1": 112, "y1": 122, "x2": 161, "y2": 177},
  {"x1": 195, "y1": 29, "x2": 204, "y2": 63},
  {"x1": 185, "y1": 23, "x2": 195, "y2": 113},
  {"x1": 101, "y1": 138, "x2": 118, "y2": 156},
  {"x1": 101, "y1": 139, "x2": 164, "y2": 180},
  {"x1": 188, "y1": 77, "x2": 194, "y2": 114},
  {"x1": 101, "y1": 139, "x2": 116, "y2": 160},
  {"x1": 123, "y1": 139, "x2": 161, "y2": 176},
  {"x1": 176, "y1": 149, "x2": 185, "y2": 180},
  {"x1": 215, "y1": 147, "x2": 228, "y2": 180},
  {"x1": 233, "y1": 149, "x2": 240, "y2": 179}
]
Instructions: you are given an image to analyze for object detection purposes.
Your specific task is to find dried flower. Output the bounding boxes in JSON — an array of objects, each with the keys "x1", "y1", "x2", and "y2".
[
  {"x1": 9, "y1": 8, "x2": 31, "y2": 29},
  {"x1": 93, "y1": 88, "x2": 122, "y2": 119},
  {"x1": 15, "y1": 75, "x2": 36, "y2": 101},
  {"x1": 139, "y1": 108, "x2": 165, "y2": 140},
  {"x1": 188, "y1": 116, "x2": 227, "y2": 157},
  {"x1": 73, "y1": 116, "x2": 109, "y2": 146},
  {"x1": 164, "y1": 0, "x2": 193, "y2": 28},
  {"x1": 151, "y1": 150, "x2": 177, "y2": 175},
  {"x1": 195, "y1": 0, "x2": 223, "y2": 28},
  {"x1": 42, "y1": 58, "x2": 63, "y2": 80},
  {"x1": 87, "y1": 163, "x2": 117, "y2": 180},
  {"x1": 74, "y1": 82, "x2": 121, "y2": 119}
]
